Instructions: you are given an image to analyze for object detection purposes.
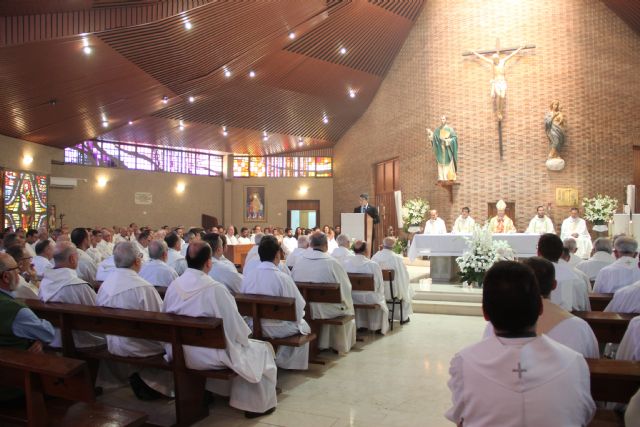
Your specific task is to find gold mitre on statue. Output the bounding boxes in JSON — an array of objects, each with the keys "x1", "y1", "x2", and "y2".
[{"x1": 496, "y1": 199, "x2": 507, "y2": 211}]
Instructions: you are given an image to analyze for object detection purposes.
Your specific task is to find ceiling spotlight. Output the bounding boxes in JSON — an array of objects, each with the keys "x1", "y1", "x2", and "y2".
[
  {"x1": 348, "y1": 89, "x2": 356, "y2": 98},
  {"x1": 224, "y1": 69, "x2": 232, "y2": 78},
  {"x1": 184, "y1": 21, "x2": 192, "y2": 30},
  {"x1": 288, "y1": 32, "x2": 296, "y2": 40},
  {"x1": 222, "y1": 126, "x2": 228, "y2": 137},
  {"x1": 339, "y1": 47, "x2": 347, "y2": 55},
  {"x1": 249, "y1": 70, "x2": 256, "y2": 78},
  {"x1": 263, "y1": 136, "x2": 268, "y2": 142},
  {"x1": 162, "y1": 96, "x2": 169, "y2": 104},
  {"x1": 83, "y1": 46, "x2": 93, "y2": 55},
  {"x1": 298, "y1": 137, "x2": 304, "y2": 147},
  {"x1": 188, "y1": 96, "x2": 195, "y2": 103},
  {"x1": 128, "y1": 120, "x2": 133, "y2": 125},
  {"x1": 179, "y1": 120, "x2": 185, "y2": 131},
  {"x1": 322, "y1": 116, "x2": 329, "y2": 124},
  {"x1": 101, "y1": 120, "x2": 109, "y2": 128}
]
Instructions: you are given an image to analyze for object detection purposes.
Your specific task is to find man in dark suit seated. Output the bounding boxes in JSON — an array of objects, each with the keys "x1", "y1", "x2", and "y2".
[{"x1": 354, "y1": 193, "x2": 379, "y2": 224}]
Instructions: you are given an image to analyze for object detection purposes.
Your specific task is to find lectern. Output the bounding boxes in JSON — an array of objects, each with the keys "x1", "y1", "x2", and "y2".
[{"x1": 341, "y1": 213, "x2": 374, "y2": 257}]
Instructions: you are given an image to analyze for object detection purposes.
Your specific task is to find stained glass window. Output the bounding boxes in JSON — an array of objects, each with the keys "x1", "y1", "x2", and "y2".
[
  {"x1": 250, "y1": 157, "x2": 266, "y2": 177},
  {"x1": 233, "y1": 156, "x2": 250, "y2": 177},
  {"x1": 3, "y1": 170, "x2": 48, "y2": 231},
  {"x1": 233, "y1": 156, "x2": 331, "y2": 177},
  {"x1": 316, "y1": 157, "x2": 333, "y2": 177}
]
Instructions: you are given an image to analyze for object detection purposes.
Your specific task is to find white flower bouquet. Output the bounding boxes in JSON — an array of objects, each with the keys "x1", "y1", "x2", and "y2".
[
  {"x1": 582, "y1": 194, "x2": 618, "y2": 225},
  {"x1": 456, "y1": 225, "x2": 514, "y2": 286},
  {"x1": 401, "y1": 198, "x2": 429, "y2": 229}
]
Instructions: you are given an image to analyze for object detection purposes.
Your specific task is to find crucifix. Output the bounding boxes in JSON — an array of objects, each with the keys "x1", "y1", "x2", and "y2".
[
  {"x1": 462, "y1": 39, "x2": 535, "y2": 158},
  {"x1": 512, "y1": 362, "x2": 527, "y2": 379}
]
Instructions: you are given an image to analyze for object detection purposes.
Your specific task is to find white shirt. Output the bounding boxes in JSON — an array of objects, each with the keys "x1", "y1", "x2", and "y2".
[
  {"x1": 331, "y1": 246, "x2": 354, "y2": 264},
  {"x1": 167, "y1": 248, "x2": 187, "y2": 276},
  {"x1": 24, "y1": 242, "x2": 37, "y2": 258},
  {"x1": 96, "y1": 268, "x2": 164, "y2": 357},
  {"x1": 33, "y1": 255, "x2": 53, "y2": 279},
  {"x1": 97, "y1": 240, "x2": 114, "y2": 258},
  {"x1": 423, "y1": 217, "x2": 447, "y2": 234},
  {"x1": 163, "y1": 269, "x2": 278, "y2": 413},
  {"x1": 446, "y1": 335, "x2": 595, "y2": 427},
  {"x1": 594, "y1": 256, "x2": 640, "y2": 293},
  {"x1": 209, "y1": 257, "x2": 243, "y2": 294},
  {"x1": 452, "y1": 216, "x2": 475, "y2": 234},
  {"x1": 86, "y1": 246, "x2": 104, "y2": 264},
  {"x1": 282, "y1": 236, "x2": 297, "y2": 254},
  {"x1": 76, "y1": 248, "x2": 97, "y2": 285},
  {"x1": 576, "y1": 251, "x2": 615, "y2": 281},
  {"x1": 560, "y1": 217, "x2": 592, "y2": 259},
  {"x1": 226, "y1": 234, "x2": 239, "y2": 245},
  {"x1": 327, "y1": 237, "x2": 338, "y2": 254},
  {"x1": 551, "y1": 261, "x2": 590, "y2": 311},
  {"x1": 526, "y1": 215, "x2": 555, "y2": 234},
  {"x1": 237, "y1": 236, "x2": 251, "y2": 245},
  {"x1": 617, "y1": 316, "x2": 640, "y2": 361},
  {"x1": 371, "y1": 248, "x2": 414, "y2": 321},
  {"x1": 96, "y1": 256, "x2": 116, "y2": 282},
  {"x1": 244, "y1": 246, "x2": 259, "y2": 266},
  {"x1": 39, "y1": 267, "x2": 104, "y2": 348},
  {"x1": 286, "y1": 247, "x2": 308, "y2": 268},
  {"x1": 605, "y1": 281, "x2": 640, "y2": 313},
  {"x1": 139, "y1": 259, "x2": 179, "y2": 287}
]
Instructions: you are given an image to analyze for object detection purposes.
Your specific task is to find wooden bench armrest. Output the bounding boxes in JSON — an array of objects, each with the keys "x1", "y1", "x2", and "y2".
[
  {"x1": 354, "y1": 303, "x2": 380, "y2": 310},
  {"x1": 267, "y1": 333, "x2": 317, "y2": 347},
  {"x1": 0, "y1": 348, "x2": 85, "y2": 378},
  {"x1": 314, "y1": 315, "x2": 355, "y2": 325}
]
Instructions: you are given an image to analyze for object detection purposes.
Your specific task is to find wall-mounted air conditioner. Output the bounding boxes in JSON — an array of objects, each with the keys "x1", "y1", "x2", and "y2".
[{"x1": 50, "y1": 177, "x2": 78, "y2": 189}]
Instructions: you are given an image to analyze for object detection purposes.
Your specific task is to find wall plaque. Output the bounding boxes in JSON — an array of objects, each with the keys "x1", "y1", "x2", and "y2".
[
  {"x1": 134, "y1": 192, "x2": 153, "y2": 205},
  {"x1": 555, "y1": 188, "x2": 578, "y2": 207}
]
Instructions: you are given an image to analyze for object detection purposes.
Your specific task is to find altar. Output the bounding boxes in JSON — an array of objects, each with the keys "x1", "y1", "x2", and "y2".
[{"x1": 408, "y1": 233, "x2": 541, "y2": 261}]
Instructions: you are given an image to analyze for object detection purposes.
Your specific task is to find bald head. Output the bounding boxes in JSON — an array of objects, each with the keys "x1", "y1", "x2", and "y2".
[
  {"x1": 52, "y1": 241, "x2": 79, "y2": 269},
  {"x1": 148, "y1": 239, "x2": 168, "y2": 261},
  {"x1": 353, "y1": 240, "x2": 367, "y2": 255},
  {"x1": 382, "y1": 236, "x2": 396, "y2": 250},
  {"x1": 309, "y1": 231, "x2": 328, "y2": 252}
]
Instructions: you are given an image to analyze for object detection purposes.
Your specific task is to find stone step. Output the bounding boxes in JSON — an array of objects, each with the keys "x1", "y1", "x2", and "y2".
[
  {"x1": 413, "y1": 290, "x2": 481, "y2": 304},
  {"x1": 412, "y1": 300, "x2": 482, "y2": 316}
]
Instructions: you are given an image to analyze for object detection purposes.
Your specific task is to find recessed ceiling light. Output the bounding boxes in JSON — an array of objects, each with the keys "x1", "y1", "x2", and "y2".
[
  {"x1": 179, "y1": 120, "x2": 185, "y2": 131},
  {"x1": 101, "y1": 121, "x2": 109, "y2": 128},
  {"x1": 224, "y1": 69, "x2": 232, "y2": 78},
  {"x1": 184, "y1": 21, "x2": 192, "y2": 30},
  {"x1": 83, "y1": 46, "x2": 92, "y2": 55},
  {"x1": 339, "y1": 47, "x2": 347, "y2": 55},
  {"x1": 322, "y1": 116, "x2": 329, "y2": 124},
  {"x1": 222, "y1": 126, "x2": 228, "y2": 137},
  {"x1": 128, "y1": 120, "x2": 133, "y2": 125},
  {"x1": 348, "y1": 89, "x2": 356, "y2": 98},
  {"x1": 162, "y1": 96, "x2": 169, "y2": 104},
  {"x1": 249, "y1": 70, "x2": 256, "y2": 78},
  {"x1": 188, "y1": 96, "x2": 195, "y2": 103},
  {"x1": 288, "y1": 32, "x2": 296, "y2": 40}
]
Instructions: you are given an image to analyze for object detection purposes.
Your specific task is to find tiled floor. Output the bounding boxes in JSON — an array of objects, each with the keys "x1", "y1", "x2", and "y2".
[{"x1": 190, "y1": 313, "x2": 486, "y2": 427}]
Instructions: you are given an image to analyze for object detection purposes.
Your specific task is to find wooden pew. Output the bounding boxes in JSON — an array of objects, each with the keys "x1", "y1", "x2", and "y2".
[
  {"x1": 589, "y1": 293, "x2": 614, "y2": 311},
  {"x1": 235, "y1": 293, "x2": 317, "y2": 349},
  {"x1": 0, "y1": 348, "x2": 146, "y2": 427},
  {"x1": 573, "y1": 311, "x2": 637, "y2": 343},
  {"x1": 587, "y1": 358, "x2": 640, "y2": 403},
  {"x1": 22, "y1": 299, "x2": 235, "y2": 427},
  {"x1": 224, "y1": 244, "x2": 254, "y2": 269},
  {"x1": 347, "y1": 273, "x2": 379, "y2": 310}
]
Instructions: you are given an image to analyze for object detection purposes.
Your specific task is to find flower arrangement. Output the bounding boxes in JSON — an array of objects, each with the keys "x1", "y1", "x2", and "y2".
[
  {"x1": 402, "y1": 198, "x2": 429, "y2": 231},
  {"x1": 582, "y1": 194, "x2": 618, "y2": 225},
  {"x1": 392, "y1": 237, "x2": 408, "y2": 255},
  {"x1": 456, "y1": 225, "x2": 514, "y2": 286}
]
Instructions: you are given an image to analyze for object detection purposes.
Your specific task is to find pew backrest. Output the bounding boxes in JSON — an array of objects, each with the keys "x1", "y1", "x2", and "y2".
[
  {"x1": 235, "y1": 293, "x2": 297, "y2": 339},
  {"x1": 589, "y1": 293, "x2": 613, "y2": 311},
  {"x1": 347, "y1": 273, "x2": 375, "y2": 292},
  {"x1": 587, "y1": 358, "x2": 640, "y2": 403},
  {"x1": 295, "y1": 282, "x2": 341, "y2": 304},
  {"x1": 573, "y1": 311, "x2": 637, "y2": 343}
]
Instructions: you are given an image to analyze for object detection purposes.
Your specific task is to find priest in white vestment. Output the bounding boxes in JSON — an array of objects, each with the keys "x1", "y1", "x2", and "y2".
[
  {"x1": 451, "y1": 207, "x2": 475, "y2": 234},
  {"x1": 225, "y1": 226, "x2": 239, "y2": 246},
  {"x1": 39, "y1": 242, "x2": 104, "y2": 348},
  {"x1": 70, "y1": 228, "x2": 98, "y2": 286},
  {"x1": 341, "y1": 241, "x2": 389, "y2": 335},
  {"x1": 133, "y1": 230, "x2": 151, "y2": 262},
  {"x1": 86, "y1": 230, "x2": 106, "y2": 264},
  {"x1": 484, "y1": 257, "x2": 598, "y2": 358},
  {"x1": 165, "y1": 232, "x2": 187, "y2": 275},
  {"x1": 422, "y1": 210, "x2": 447, "y2": 234},
  {"x1": 604, "y1": 280, "x2": 640, "y2": 313},
  {"x1": 96, "y1": 241, "x2": 172, "y2": 398},
  {"x1": 244, "y1": 233, "x2": 263, "y2": 266},
  {"x1": 96, "y1": 255, "x2": 116, "y2": 282},
  {"x1": 576, "y1": 237, "x2": 614, "y2": 281},
  {"x1": 97, "y1": 229, "x2": 114, "y2": 259},
  {"x1": 560, "y1": 208, "x2": 593, "y2": 259},
  {"x1": 563, "y1": 238, "x2": 583, "y2": 267},
  {"x1": 139, "y1": 240, "x2": 179, "y2": 287},
  {"x1": 241, "y1": 236, "x2": 311, "y2": 370},
  {"x1": 617, "y1": 316, "x2": 640, "y2": 361},
  {"x1": 286, "y1": 236, "x2": 309, "y2": 269},
  {"x1": 525, "y1": 206, "x2": 555, "y2": 234},
  {"x1": 203, "y1": 233, "x2": 242, "y2": 294},
  {"x1": 447, "y1": 260, "x2": 595, "y2": 426},
  {"x1": 237, "y1": 227, "x2": 252, "y2": 245},
  {"x1": 331, "y1": 234, "x2": 354, "y2": 263},
  {"x1": 33, "y1": 240, "x2": 54, "y2": 279},
  {"x1": 163, "y1": 241, "x2": 277, "y2": 417},
  {"x1": 538, "y1": 234, "x2": 590, "y2": 311},
  {"x1": 487, "y1": 200, "x2": 516, "y2": 234},
  {"x1": 371, "y1": 237, "x2": 413, "y2": 323},
  {"x1": 291, "y1": 232, "x2": 356, "y2": 353},
  {"x1": 594, "y1": 236, "x2": 640, "y2": 293},
  {"x1": 282, "y1": 228, "x2": 297, "y2": 254}
]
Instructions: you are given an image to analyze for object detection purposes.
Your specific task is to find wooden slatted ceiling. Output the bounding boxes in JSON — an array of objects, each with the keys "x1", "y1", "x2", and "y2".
[
  {"x1": 602, "y1": 0, "x2": 640, "y2": 36},
  {"x1": 368, "y1": 0, "x2": 424, "y2": 21}
]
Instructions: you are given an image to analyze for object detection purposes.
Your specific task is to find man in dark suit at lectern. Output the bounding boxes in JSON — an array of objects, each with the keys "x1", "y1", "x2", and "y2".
[{"x1": 354, "y1": 193, "x2": 379, "y2": 224}]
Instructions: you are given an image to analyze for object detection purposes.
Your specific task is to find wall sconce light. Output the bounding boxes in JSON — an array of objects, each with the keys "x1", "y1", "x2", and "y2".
[
  {"x1": 299, "y1": 185, "x2": 309, "y2": 195},
  {"x1": 176, "y1": 182, "x2": 186, "y2": 193},
  {"x1": 22, "y1": 154, "x2": 33, "y2": 166},
  {"x1": 97, "y1": 176, "x2": 108, "y2": 187}
]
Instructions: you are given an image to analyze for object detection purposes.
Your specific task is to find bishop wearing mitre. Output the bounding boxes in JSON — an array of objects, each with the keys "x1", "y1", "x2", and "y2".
[{"x1": 488, "y1": 200, "x2": 516, "y2": 234}]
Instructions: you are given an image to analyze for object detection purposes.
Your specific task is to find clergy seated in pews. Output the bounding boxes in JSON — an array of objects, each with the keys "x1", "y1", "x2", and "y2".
[
  {"x1": 488, "y1": 200, "x2": 516, "y2": 234},
  {"x1": 244, "y1": 233, "x2": 263, "y2": 266},
  {"x1": 96, "y1": 241, "x2": 173, "y2": 400},
  {"x1": 0, "y1": 253, "x2": 54, "y2": 403},
  {"x1": 446, "y1": 261, "x2": 596, "y2": 426},
  {"x1": 24, "y1": 229, "x2": 38, "y2": 257},
  {"x1": 164, "y1": 232, "x2": 187, "y2": 276},
  {"x1": 86, "y1": 229, "x2": 105, "y2": 264},
  {"x1": 237, "y1": 227, "x2": 252, "y2": 245},
  {"x1": 6, "y1": 245, "x2": 40, "y2": 299},
  {"x1": 423, "y1": 209, "x2": 447, "y2": 234},
  {"x1": 139, "y1": 240, "x2": 179, "y2": 287},
  {"x1": 576, "y1": 237, "x2": 614, "y2": 282},
  {"x1": 617, "y1": 316, "x2": 640, "y2": 361},
  {"x1": 594, "y1": 236, "x2": 640, "y2": 293},
  {"x1": 451, "y1": 207, "x2": 475, "y2": 234},
  {"x1": 164, "y1": 241, "x2": 277, "y2": 418},
  {"x1": 242, "y1": 236, "x2": 311, "y2": 370},
  {"x1": 70, "y1": 227, "x2": 98, "y2": 287},
  {"x1": 560, "y1": 207, "x2": 593, "y2": 259},
  {"x1": 371, "y1": 237, "x2": 414, "y2": 323},
  {"x1": 342, "y1": 240, "x2": 390, "y2": 335},
  {"x1": 226, "y1": 225, "x2": 239, "y2": 246},
  {"x1": 560, "y1": 247, "x2": 593, "y2": 296},
  {"x1": 484, "y1": 257, "x2": 598, "y2": 358},
  {"x1": 203, "y1": 233, "x2": 242, "y2": 294},
  {"x1": 133, "y1": 229, "x2": 151, "y2": 262},
  {"x1": 33, "y1": 239, "x2": 54, "y2": 280},
  {"x1": 39, "y1": 242, "x2": 104, "y2": 348},
  {"x1": 525, "y1": 205, "x2": 555, "y2": 234},
  {"x1": 113, "y1": 227, "x2": 130, "y2": 244},
  {"x1": 291, "y1": 232, "x2": 356, "y2": 353},
  {"x1": 96, "y1": 254, "x2": 116, "y2": 282},
  {"x1": 604, "y1": 278, "x2": 640, "y2": 313},
  {"x1": 97, "y1": 227, "x2": 114, "y2": 259},
  {"x1": 282, "y1": 228, "x2": 297, "y2": 254},
  {"x1": 36, "y1": 226, "x2": 55, "y2": 250},
  {"x1": 286, "y1": 235, "x2": 310, "y2": 269},
  {"x1": 563, "y1": 238, "x2": 582, "y2": 267},
  {"x1": 331, "y1": 234, "x2": 355, "y2": 263},
  {"x1": 538, "y1": 233, "x2": 590, "y2": 311}
]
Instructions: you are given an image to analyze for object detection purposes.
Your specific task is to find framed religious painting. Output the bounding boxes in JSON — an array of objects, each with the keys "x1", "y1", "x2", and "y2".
[{"x1": 244, "y1": 186, "x2": 266, "y2": 222}]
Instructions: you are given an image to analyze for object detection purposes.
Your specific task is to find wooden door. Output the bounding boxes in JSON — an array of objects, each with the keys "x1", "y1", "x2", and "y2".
[{"x1": 374, "y1": 158, "x2": 400, "y2": 251}]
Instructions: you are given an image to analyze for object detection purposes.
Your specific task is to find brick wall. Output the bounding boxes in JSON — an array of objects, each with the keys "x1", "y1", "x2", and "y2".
[{"x1": 333, "y1": 0, "x2": 640, "y2": 232}]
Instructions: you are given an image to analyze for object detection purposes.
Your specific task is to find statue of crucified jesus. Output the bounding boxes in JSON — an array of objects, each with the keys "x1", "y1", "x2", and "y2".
[{"x1": 468, "y1": 43, "x2": 526, "y2": 121}]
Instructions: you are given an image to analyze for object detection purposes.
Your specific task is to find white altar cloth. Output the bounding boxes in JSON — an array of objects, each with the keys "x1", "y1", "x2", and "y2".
[{"x1": 408, "y1": 233, "x2": 540, "y2": 261}]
